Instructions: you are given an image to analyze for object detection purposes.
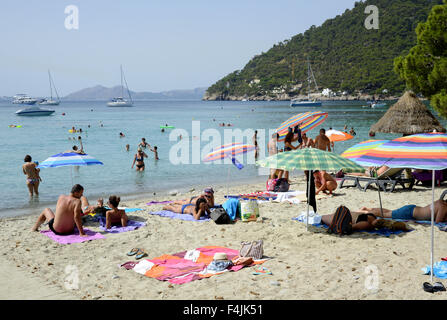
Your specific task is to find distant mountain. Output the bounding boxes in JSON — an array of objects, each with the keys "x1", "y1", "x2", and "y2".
[
  {"x1": 64, "y1": 85, "x2": 207, "y2": 100},
  {"x1": 205, "y1": 0, "x2": 443, "y2": 100}
]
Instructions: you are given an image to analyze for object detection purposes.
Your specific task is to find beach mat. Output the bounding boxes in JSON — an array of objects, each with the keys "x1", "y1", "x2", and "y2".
[
  {"x1": 148, "y1": 210, "x2": 210, "y2": 222},
  {"x1": 129, "y1": 246, "x2": 266, "y2": 284},
  {"x1": 40, "y1": 228, "x2": 105, "y2": 244},
  {"x1": 292, "y1": 218, "x2": 413, "y2": 237},
  {"x1": 146, "y1": 200, "x2": 173, "y2": 206},
  {"x1": 98, "y1": 217, "x2": 146, "y2": 233}
]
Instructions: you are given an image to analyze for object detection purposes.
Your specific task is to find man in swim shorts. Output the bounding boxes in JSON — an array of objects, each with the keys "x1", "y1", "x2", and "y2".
[
  {"x1": 31, "y1": 184, "x2": 87, "y2": 236},
  {"x1": 359, "y1": 199, "x2": 447, "y2": 223}
]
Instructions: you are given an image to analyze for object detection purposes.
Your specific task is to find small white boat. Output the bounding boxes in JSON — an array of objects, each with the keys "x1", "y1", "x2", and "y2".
[
  {"x1": 290, "y1": 99, "x2": 322, "y2": 107},
  {"x1": 12, "y1": 94, "x2": 38, "y2": 105},
  {"x1": 15, "y1": 106, "x2": 55, "y2": 116},
  {"x1": 107, "y1": 65, "x2": 134, "y2": 107},
  {"x1": 39, "y1": 70, "x2": 60, "y2": 105},
  {"x1": 107, "y1": 97, "x2": 133, "y2": 107}
]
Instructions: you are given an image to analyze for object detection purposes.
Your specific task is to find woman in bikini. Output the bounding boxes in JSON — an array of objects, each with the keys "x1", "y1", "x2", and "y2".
[
  {"x1": 131, "y1": 148, "x2": 148, "y2": 171},
  {"x1": 163, "y1": 197, "x2": 210, "y2": 220},
  {"x1": 22, "y1": 155, "x2": 41, "y2": 196},
  {"x1": 172, "y1": 188, "x2": 215, "y2": 207},
  {"x1": 279, "y1": 130, "x2": 299, "y2": 181}
]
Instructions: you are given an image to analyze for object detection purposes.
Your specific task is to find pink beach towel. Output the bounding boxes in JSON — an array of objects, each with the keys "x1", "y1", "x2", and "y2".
[
  {"x1": 40, "y1": 228, "x2": 105, "y2": 244},
  {"x1": 131, "y1": 246, "x2": 266, "y2": 284}
]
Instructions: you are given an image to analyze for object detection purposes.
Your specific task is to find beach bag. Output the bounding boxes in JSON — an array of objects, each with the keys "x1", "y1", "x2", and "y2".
[
  {"x1": 274, "y1": 178, "x2": 290, "y2": 192},
  {"x1": 239, "y1": 240, "x2": 264, "y2": 259},
  {"x1": 328, "y1": 205, "x2": 352, "y2": 235},
  {"x1": 240, "y1": 200, "x2": 259, "y2": 222},
  {"x1": 210, "y1": 208, "x2": 232, "y2": 224},
  {"x1": 266, "y1": 178, "x2": 278, "y2": 191}
]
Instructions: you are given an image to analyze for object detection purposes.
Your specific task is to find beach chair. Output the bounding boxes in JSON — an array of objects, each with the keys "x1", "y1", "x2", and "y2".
[{"x1": 339, "y1": 168, "x2": 414, "y2": 193}]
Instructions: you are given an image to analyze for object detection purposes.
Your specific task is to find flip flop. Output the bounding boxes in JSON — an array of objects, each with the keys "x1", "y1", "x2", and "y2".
[
  {"x1": 423, "y1": 282, "x2": 434, "y2": 293},
  {"x1": 252, "y1": 266, "x2": 272, "y2": 275},
  {"x1": 135, "y1": 249, "x2": 148, "y2": 260},
  {"x1": 433, "y1": 282, "x2": 446, "y2": 292},
  {"x1": 126, "y1": 248, "x2": 140, "y2": 256}
]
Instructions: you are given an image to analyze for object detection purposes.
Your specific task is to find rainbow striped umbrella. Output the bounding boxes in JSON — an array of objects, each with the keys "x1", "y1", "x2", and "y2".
[
  {"x1": 357, "y1": 133, "x2": 447, "y2": 285},
  {"x1": 355, "y1": 133, "x2": 447, "y2": 170},
  {"x1": 203, "y1": 142, "x2": 256, "y2": 163},
  {"x1": 341, "y1": 139, "x2": 389, "y2": 161},
  {"x1": 276, "y1": 111, "x2": 328, "y2": 142}
]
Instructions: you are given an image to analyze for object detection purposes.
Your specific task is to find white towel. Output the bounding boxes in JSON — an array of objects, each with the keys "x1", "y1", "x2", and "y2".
[{"x1": 272, "y1": 190, "x2": 305, "y2": 204}]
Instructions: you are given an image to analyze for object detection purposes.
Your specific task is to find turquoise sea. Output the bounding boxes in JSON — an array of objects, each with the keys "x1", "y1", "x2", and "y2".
[{"x1": 1, "y1": 99, "x2": 444, "y2": 217}]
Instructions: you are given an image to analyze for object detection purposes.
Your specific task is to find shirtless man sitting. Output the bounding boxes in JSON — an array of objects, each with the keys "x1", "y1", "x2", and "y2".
[
  {"x1": 359, "y1": 199, "x2": 447, "y2": 223},
  {"x1": 31, "y1": 184, "x2": 87, "y2": 236},
  {"x1": 314, "y1": 128, "x2": 331, "y2": 152}
]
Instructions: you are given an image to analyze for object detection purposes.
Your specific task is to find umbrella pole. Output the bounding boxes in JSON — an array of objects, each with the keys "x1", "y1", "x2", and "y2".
[
  {"x1": 227, "y1": 165, "x2": 230, "y2": 197},
  {"x1": 431, "y1": 170, "x2": 435, "y2": 284},
  {"x1": 377, "y1": 178, "x2": 383, "y2": 217},
  {"x1": 307, "y1": 170, "x2": 311, "y2": 231}
]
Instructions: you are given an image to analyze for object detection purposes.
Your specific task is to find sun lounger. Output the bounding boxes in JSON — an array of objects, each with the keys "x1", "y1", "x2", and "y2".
[{"x1": 339, "y1": 167, "x2": 414, "y2": 193}]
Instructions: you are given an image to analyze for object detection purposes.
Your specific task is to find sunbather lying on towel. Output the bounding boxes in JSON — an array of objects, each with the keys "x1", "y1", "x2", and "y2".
[
  {"x1": 321, "y1": 211, "x2": 409, "y2": 232},
  {"x1": 347, "y1": 165, "x2": 390, "y2": 177},
  {"x1": 359, "y1": 199, "x2": 447, "y2": 223},
  {"x1": 163, "y1": 197, "x2": 210, "y2": 220},
  {"x1": 172, "y1": 187, "x2": 215, "y2": 207},
  {"x1": 105, "y1": 195, "x2": 128, "y2": 229}
]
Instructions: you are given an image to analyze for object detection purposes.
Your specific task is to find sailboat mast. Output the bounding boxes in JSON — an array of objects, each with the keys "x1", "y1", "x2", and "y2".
[
  {"x1": 48, "y1": 70, "x2": 53, "y2": 100},
  {"x1": 120, "y1": 65, "x2": 124, "y2": 98},
  {"x1": 307, "y1": 59, "x2": 311, "y2": 100}
]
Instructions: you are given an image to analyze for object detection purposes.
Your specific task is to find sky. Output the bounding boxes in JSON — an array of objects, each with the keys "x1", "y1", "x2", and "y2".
[{"x1": 0, "y1": 0, "x2": 359, "y2": 96}]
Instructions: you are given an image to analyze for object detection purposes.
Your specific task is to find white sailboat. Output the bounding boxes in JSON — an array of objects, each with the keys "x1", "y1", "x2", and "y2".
[
  {"x1": 39, "y1": 70, "x2": 60, "y2": 105},
  {"x1": 107, "y1": 65, "x2": 134, "y2": 107},
  {"x1": 290, "y1": 59, "x2": 322, "y2": 107}
]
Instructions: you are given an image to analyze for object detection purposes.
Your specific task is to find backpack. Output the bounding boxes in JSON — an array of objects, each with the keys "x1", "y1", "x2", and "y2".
[
  {"x1": 328, "y1": 205, "x2": 353, "y2": 235},
  {"x1": 266, "y1": 178, "x2": 278, "y2": 191},
  {"x1": 274, "y1": 178, "x2": 290, "y2": 192},
  {"x1": 210, "y1": 207, "x2": 232, "y2": 224}
]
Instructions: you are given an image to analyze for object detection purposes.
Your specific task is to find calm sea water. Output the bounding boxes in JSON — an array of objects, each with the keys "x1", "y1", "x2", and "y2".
[{"x1": 1, "y1": 99, "x2": 444, "y2": 217}]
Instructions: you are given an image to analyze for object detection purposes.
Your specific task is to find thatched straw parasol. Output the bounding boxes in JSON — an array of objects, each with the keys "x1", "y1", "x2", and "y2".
[{"x1": 369, "y1": 91, "x2": 446, "y2": 136}]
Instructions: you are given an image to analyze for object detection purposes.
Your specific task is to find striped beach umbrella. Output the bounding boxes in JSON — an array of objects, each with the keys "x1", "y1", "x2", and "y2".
[
  {"x1": 37, "y1": 152, "x2": 104, "y2": 168},
  {"x1": 356, "y1": 133, "x2": 447, "y2": 285},
  {"x1": 355, "y1": 133, "x2": 447, "y2": 169},
  {"x1": 341, "y1": 139, "x2": 389, "y2": 161},
  {"x1": 37, "y1": 152, "x2": 103, "y2": 185},
  {"x1": 203, "y1": 143, "x2": 256, "y2": 163},
  {"x1": 276, "y1": 111, "x2": 328, "y2": 142},
  {"x1": 257, "y1": 148, "x2": 364, "y2": 230}
]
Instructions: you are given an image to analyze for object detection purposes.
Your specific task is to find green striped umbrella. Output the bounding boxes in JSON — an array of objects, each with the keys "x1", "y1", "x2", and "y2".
[{"x1": 256, "y1": 148, "x2": 365, "y2": 230}]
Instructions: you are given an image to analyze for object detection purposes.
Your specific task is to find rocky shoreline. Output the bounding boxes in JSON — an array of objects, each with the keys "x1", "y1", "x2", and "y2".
[{"x1": 202, "y1": 92, "x2": 400, "y2": 101}]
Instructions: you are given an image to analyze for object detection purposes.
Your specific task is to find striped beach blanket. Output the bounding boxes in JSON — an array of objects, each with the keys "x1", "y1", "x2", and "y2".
[{"x1": 130, "y1": 246, "x2": 266, "y2": 284}]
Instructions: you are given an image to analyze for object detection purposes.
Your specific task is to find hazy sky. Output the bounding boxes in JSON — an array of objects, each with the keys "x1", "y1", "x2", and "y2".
[{"x1": 0, "y1": 0, "x2": 358, "y2": 96}]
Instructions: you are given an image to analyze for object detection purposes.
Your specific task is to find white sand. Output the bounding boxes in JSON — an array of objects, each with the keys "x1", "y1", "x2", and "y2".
[{"x1": 0, "y1": 176, "x2": 446, "y2": 300}]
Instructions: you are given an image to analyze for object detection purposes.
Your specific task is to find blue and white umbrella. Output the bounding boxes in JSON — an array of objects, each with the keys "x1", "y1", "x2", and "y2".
[
  {"x1": 37, "y1": 152, "x2": 103, "y2": 184},
  {"x1": 37, "y1": 152, "x2": 103, "y2": 168}
]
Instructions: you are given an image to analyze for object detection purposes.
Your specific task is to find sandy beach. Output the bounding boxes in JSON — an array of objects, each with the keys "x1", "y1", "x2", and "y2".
[{"x1": 1, "y1": 175, "x2": 446, "y2": 300}]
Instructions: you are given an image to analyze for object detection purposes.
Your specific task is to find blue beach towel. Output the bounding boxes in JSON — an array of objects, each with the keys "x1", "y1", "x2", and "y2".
[
  {"x1": 292, "y1": 218, "x2": 413, "y2": 237},
  {"x1": 98, "y1": 217, "x2": 146, "y2": 233},
  {"x1": 422, "y1": 261, "x2": 447, "y2": 279},
  {"x1": 222, "y1": 198, "x2": 240, "y2": 221},
  {"x1": 149, "y1": 210, "x2": 211, "y2": 222}
]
